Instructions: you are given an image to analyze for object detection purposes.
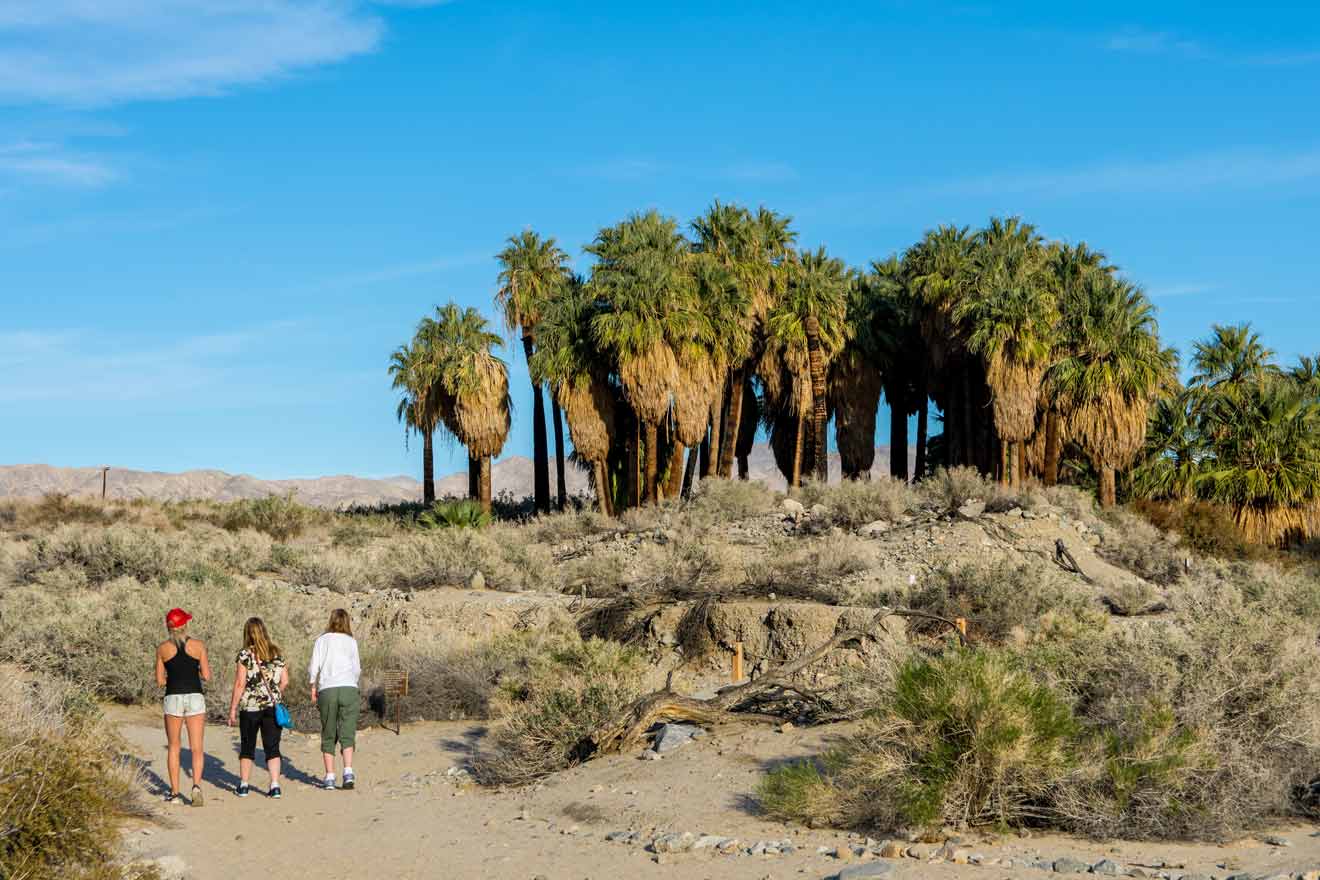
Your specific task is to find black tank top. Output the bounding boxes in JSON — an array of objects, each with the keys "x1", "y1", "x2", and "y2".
[{"x1": 164, "y1": 638, "x2": 203, "y2": 695}]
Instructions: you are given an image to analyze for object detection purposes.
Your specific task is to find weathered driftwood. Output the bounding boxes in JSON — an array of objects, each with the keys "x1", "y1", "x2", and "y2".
[{"x1": 579, "y1": 606, "x2": 968, "y2": 758}]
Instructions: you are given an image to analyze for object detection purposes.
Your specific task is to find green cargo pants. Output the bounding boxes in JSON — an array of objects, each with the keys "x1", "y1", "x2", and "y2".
[{"x1": 317, "y1": 686, "x2": 359, "y2": 753}]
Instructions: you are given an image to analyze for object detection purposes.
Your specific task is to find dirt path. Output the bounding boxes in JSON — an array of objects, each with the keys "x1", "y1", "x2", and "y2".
[{"x1": 113, "y1": 706, "x2": 1320, "y2": 880}]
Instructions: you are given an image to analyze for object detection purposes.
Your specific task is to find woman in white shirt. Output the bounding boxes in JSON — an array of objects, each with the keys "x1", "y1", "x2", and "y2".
[{"x1": 308, "y1": 608, "x2": 361, "y2": 790}]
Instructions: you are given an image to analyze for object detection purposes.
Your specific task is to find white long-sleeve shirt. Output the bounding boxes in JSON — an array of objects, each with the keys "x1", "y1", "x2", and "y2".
[{"x1": 308, "y1": 632, "x2": 361, "y2": 690}]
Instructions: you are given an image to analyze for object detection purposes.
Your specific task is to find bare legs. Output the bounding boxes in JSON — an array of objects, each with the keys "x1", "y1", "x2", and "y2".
[
  {"x1": 184, "y1": 713, "x2": 205, "y2": 789},
  {"x1": 240, "y1": 756, "x2": 281, "y2": 788},
  {"x1": 164, "y1": 714, "x2": 183, "y2": 794},
  {"x1": 322, "y1": 746, "x2": 353, "y2": 775}
]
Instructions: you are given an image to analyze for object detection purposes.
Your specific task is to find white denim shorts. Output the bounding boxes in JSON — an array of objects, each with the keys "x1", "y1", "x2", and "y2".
[{"x1": 163, "y1": 693, "x2": 206, "y2": 717}]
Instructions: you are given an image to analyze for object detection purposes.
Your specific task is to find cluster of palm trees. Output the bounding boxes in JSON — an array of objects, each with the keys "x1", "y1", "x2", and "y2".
[
  {"x1": 388, "y1": 202, "x2": 1316, "y2": 545},
  {"x1": 1132, "y1": 324, "x2": 1320, "y2": 546}
]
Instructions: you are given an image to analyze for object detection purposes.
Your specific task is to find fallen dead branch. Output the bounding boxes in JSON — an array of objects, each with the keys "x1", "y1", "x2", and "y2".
[{"x1": 576, "y1": 606, "x2": 968, "y2": 759}]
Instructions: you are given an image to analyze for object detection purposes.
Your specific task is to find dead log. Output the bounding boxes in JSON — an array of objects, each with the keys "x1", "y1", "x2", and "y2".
[{"x1": 578, "y1": 606, "x2": 968, "y2": 758}]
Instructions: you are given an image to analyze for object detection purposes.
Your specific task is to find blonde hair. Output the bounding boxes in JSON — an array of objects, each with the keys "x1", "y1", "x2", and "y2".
[
  {"x1": 326, "y1": 609, "x2": 353, "y2": 636},
  {"x1": 242, "y1": 617, "x2": 282, "y2": 663}
]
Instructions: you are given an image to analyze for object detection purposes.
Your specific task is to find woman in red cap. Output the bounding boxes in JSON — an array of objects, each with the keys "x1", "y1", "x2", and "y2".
[{"x1": 155, "y1": 607, "x2": 211, "y2": 805}]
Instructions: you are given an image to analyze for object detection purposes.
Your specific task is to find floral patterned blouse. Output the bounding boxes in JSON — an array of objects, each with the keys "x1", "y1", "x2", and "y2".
[{"x1": 235, "y1": 649, "x2": 286, "y2": 712}]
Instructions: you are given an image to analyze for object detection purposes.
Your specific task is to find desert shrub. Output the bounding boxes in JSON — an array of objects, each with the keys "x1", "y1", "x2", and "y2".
[
  {"x1": 761, "y1": 648, "x2": 1078, "y2": 831},
  {"x1": 686, "y1": 478, "x2": 779, "y2": 523},
  {"x1": 920, "y1": 466, "x2": 997, "y2": 512},
  {"x1": 1096, "y1": 508, "x2": 1186, "y2": 586},
  {"x1": 521, "y1": 509, "x2": 612, "y2": 544},
  {"x1": 758, "y1": 760, "x2": 843, "y2": 827},
  {"x1": 0, "y1": 672, "x2": 157, "y2": 880},
  {"x1": 474, "y1": 634, "x2": 646, "y2": 785},
  {"x1": 1130, "y1": 500, "x2": 1268, "y2": 562},
  {"x1": 218, "y1": 493, "x2": 311, "y2": 541},
  {"x1": 17, "y1": 524, "x2": 178, "y2": 586},
  {"x1": 417, "y1": 499, "x2": 491, "y2": 530},
  {"x1": 378, "y1": 529, "x2": 550, "y2": 592},
  {"x1": 905, "y1": 560, "x2": 1089, "y2": 643},
  {"x1": 12, "y1": 493, "x2": 125, "y2": 530},
  {"x1": 744, "y1": 534, "x2": 873, "y2": 602},
  {"x1": 798, "y1": 478, "x2": 914, "y2": 529}
]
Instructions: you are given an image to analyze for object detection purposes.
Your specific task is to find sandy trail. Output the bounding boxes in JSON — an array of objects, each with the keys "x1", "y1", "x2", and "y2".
[{"x1": 112, "y1": 706, "x2": 1320, "y2": 880}]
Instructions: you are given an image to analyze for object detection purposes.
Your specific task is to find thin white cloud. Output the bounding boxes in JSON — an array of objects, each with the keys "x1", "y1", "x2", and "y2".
[
  {"x1": 921, "y1": 148, "x2": 1320, "y2": 199},
  {"x1": 0, "y1": 1, "x2": 387, "y2": 106},
  {"x1": 0, "y1": 140, "x2": 117, "y2": 186},
  {"x1": 1102, "y1": 26, "x2": 1319, "y2": 67}
]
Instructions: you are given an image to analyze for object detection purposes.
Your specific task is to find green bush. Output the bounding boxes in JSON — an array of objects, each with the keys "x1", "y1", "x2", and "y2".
[
  {"x1": 475, "y1": 634, "x2": 646, "y2": 785},
  {"x1": 417, "y1": 499, "x2": 491, "y2": 530},
  {"x1": 0, "y1": 674, "x2": 157, "y2": 880},
  {"x1": 1130, "y1": 500, "x2": 1268, "y2": 562},
  {"x1": 218, "y1": 493, "x2": 312, "y2": 541},
  {"x1": 18, "y1": 524, "x2": 177, "y2": 586},
  {"x1": 905, "y1": 560, "x2": 1089, "y2": 643}
]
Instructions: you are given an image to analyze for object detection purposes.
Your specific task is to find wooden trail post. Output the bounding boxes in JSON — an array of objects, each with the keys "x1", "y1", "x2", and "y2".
[
  {"x1": 101, "y1": 467, "x2": 109, "y2": 500},
  {"x1": 731, "y1": 641, "x2": 744, "y2": 683},
  {"x1": 382, "y1": 669, "x2": 409, "y2": 735},
  {"x1": 955, "y1": 618, "x2": 967, "y2": 638}
]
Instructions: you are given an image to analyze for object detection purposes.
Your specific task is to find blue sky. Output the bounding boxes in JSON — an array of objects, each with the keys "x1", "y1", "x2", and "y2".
[{"x1": 2, "y1": 1, "x2": 1318, "y2": 479}]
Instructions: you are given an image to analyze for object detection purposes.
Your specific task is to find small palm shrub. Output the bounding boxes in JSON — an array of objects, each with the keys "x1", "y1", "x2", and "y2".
[{"x1": 417, "y1": 499, "x2": 491, "y2": 529}]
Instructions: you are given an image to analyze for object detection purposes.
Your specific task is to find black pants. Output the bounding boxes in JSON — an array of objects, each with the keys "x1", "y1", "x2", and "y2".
[{"x1": 238, "y1": 708, "x2": 282, "y2": 762}]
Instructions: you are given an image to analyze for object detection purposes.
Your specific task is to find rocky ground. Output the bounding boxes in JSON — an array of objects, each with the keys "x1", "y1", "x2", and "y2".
[{"x1": 115, "y1": 704, "x2": 1319, "y2": 880}]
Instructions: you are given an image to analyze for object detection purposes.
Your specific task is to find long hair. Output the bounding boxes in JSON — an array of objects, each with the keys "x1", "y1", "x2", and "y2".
[
  {"x1": 326, "y1": 609, "x2": 353, "y2": 637},
  {"x1": 243, "y1": 617, "x2": 281, "y2": 663}
]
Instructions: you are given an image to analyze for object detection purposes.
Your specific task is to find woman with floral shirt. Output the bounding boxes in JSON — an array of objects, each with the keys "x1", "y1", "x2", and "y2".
[{"x1": 227, "y1": 617, "x2": 289, "y2": 798}]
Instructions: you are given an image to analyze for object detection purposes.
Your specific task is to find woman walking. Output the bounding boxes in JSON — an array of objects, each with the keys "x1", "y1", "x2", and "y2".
[
  {"x1": 155, "y1": 607, "x2": 211, "y2": 806},
  {"x1": 227, "y1": 617, "x2": 289, "y2": 799},
  {"x1": 309, "y1": 609, "x2": 361, "y2": 791}
]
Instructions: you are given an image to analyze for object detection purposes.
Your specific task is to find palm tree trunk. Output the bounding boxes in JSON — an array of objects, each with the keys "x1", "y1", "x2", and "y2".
[
  {"x1": 914, "y1": 394, "x2": 928, "y2": 481},
  {"x1": 889, "y1": 397, "x2": 909, "y2": 482},
  {"x1": 718, "y1": 365, "x2": 745, "y2": 478},
  {"x1": 479, "y1": 455, "x2": 492, "y2": 514},
  {"x1": 999, "y1": 439, "x2": 1010, "y2": 486},
  {"x1": 551, "y1": 394, "x2": 567, "y2": 511},
  {"x1": 701, "y1": 380, "x2": 724, "y2": 479},
  {"x1": 626, "y1": 414, "x2": 640, "y2": 509},
  {"x1": 593, "y1": 459, "x2": 613, "y2": 517},
  {"x1": 806, "y1": 319, "x2": 829, "y2": 484},
  {"x1": 1043, "y1": 410, "x2": 1061, "y2": 486},
  {"x1": 961, "y1": 371, "x2": 975, "y2": 469},
  {"x1": 422, "y1": 429, "x2": 435, "y2": 505},
  {"x1": 682, "y1": 445, "x2": 700, "y2": 499},
  {"x1": 643, "y1": 421, "x2": 660, "y2": 505},
  {"x1": 1099, "y1": 464, "x2": 1117, "y2": 507},
  {"x1": 664, "y1": 443, "x2": 685, "y2": 500},
  {"x1": 467, "y1": 453, "x2": 479, "y2": 500},
  {"x1": 524, "y1": 335, "x2": 550, "y2": 515},
  {"x1": 790, "y1": 412, "x2": 805, "y2": 492},
  {"x1": 1016, "y1": 441, "x2": 1027, "y2": 489}
]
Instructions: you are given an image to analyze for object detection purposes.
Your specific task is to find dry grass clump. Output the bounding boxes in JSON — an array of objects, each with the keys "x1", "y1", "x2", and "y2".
[
  {"x1": 918, "y1": 466, "x2": 1000, "y2": 512},
  {"x1": 213, "y1": 493, "x2": 318, "y2": 541},
  {"x1": 474, "y1": 632, "x2": 646, "y2": 785},
  {"x1": 743, "y1": 534, "x2": 875, "y2": 603},
  {"x1": 685, "y1": 478, "x2": 781, "y2": 523},
  {"x1": 17, "y1": 524, "x2": 181, "y2": 587},
  {"x1": 797, "y1": 478, "x2": 915, "y2": 528},
  {"x1": 1095, "y1": 508, "x2": 1186, "y2": 586},
  {"x1": 0, "y1": 672, "x2": 158, "y2": 880},
  {"x1": 903, "y1": 560, "x2": 1094, "y2": 643},
  {"x1": 1130, "y1": 500, "x2": 1271, "y2": 562}
]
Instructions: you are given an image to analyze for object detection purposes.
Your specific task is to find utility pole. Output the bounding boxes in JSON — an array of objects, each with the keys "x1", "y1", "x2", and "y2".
[{"x1": 100, "y1": 467, "x2": 109, "y2": 500}]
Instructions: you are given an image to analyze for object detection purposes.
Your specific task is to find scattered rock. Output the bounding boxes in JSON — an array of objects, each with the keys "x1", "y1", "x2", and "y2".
[
  {"x1": 652, "y1": 723, "x2": 701, "y2": 753},
  {"x1": 1091, "y1": 859, "x2": 1125, "y2": 875},
  {"x1": 859, "y1": 520, "x2": 890, "y2": 538},
  {"x1": 934, "y1": 842, "x2": 970, "y2": 864},
  {"x1": 1053, "y1": 856, "x2": 1089, "y2": 873},
  {"x1": 877, "y1": 841, "x2": 904, "y2": 858},
  {"x1": 835, "y1": 862, "x2": 894, "y2": 879},
  {"x1": 651, "y1": 831, "x2": 695, "y2": 853},
  {"x1": 781, "y1": 498, "x2": 806, "y2": 518},
  {"x1": 692, "y1": 835, "x2": 729, "y2": 851},
  {"x1": 831, "y1": 845, "x2": 853, "y2": 862},
  {"x1": 605, "y1": 831, "x2": 639, "y2": 843},
  {"x1": 468, "y1": 570, "x2": 486, "y2": 590},
  {"x1": 906, "y1": 843, "x2": 938, "y2": 860},
  {"x1": 957, "y1": 499, "x2": 986, "y2": 518},
  {"x1": 1259, "y1": 833, "x2": 1292, "y2": 847},
  {"x1": 1005, "y1": 506, "x2": 1023, "y2": 518}
]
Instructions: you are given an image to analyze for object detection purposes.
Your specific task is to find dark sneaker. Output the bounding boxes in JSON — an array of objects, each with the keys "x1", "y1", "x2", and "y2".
[
  {"x1": 190, "y1": 785, "x2": 204, "y2": 807},
  {"x1": 164, "y1": 792, "x2": 182, "y2": 805},
  {"x1": 236, "y1": 783, "x2": 250, "y2": 798},
  {"x1": 270, "y1": 786, "x2": 282, "y2": 799},
  {"x1": 342, "y1": 771, "x2": 355, "y2": 791}
]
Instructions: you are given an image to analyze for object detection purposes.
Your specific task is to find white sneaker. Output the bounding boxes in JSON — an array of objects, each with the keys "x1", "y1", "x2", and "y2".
[{"x1": 322, "y1": 775, "x2": 336, "y2": 790}]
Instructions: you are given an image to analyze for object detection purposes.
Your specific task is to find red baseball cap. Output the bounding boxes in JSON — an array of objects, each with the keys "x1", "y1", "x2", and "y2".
[{"x1": 165, "y1": 608, "x2": 192, "y2": 629}]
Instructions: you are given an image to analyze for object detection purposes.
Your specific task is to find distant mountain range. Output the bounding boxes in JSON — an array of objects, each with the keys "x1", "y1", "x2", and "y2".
[{"x1": 0, "y1": 445, "x2": 912, "y2": 508}]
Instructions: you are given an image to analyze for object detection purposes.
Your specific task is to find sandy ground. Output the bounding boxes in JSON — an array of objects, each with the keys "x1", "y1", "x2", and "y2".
[{"x1": 112, "y1": 706, "x2": 1320, "y2": 880}]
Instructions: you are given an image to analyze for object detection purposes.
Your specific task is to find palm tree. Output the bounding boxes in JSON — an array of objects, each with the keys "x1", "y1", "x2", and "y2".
[
  {"x1": 531, "y1": 274, "x2": 620, "y2": 514},
  {"x1": 389, "y1": 337, "x2": 443, "y2": 504},
  {"x1": 1047, "y1": 276, "x2": 1176, "y2": 506},
  {"x1": 1130, "y1": 388, "x2": 1206, "y2": 503},
  {"x1": 495, "y1": 229, "x2": 570, "y2": 515},
  {"x1": 829, "y1": 269, "x2": 886, "y2": 481},
  {"x1": 768, "y1": 246, "x2": 851, "y2": 485},
  {"x1": 956, "y1": 217, "x2": 1058, "y2": 487},
  {"x1": 692, "y1": 203, "x2": 797, "y2": 479},
  {"x1": 588, "y1": 211, "x2": 704, "y2": 505},
  {"x1": 1042, "y1": 242, "x2": 1115, "y2": 485},
  {"x1": 425, "y1": 304, "x2": 511, "y2": 513}
]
